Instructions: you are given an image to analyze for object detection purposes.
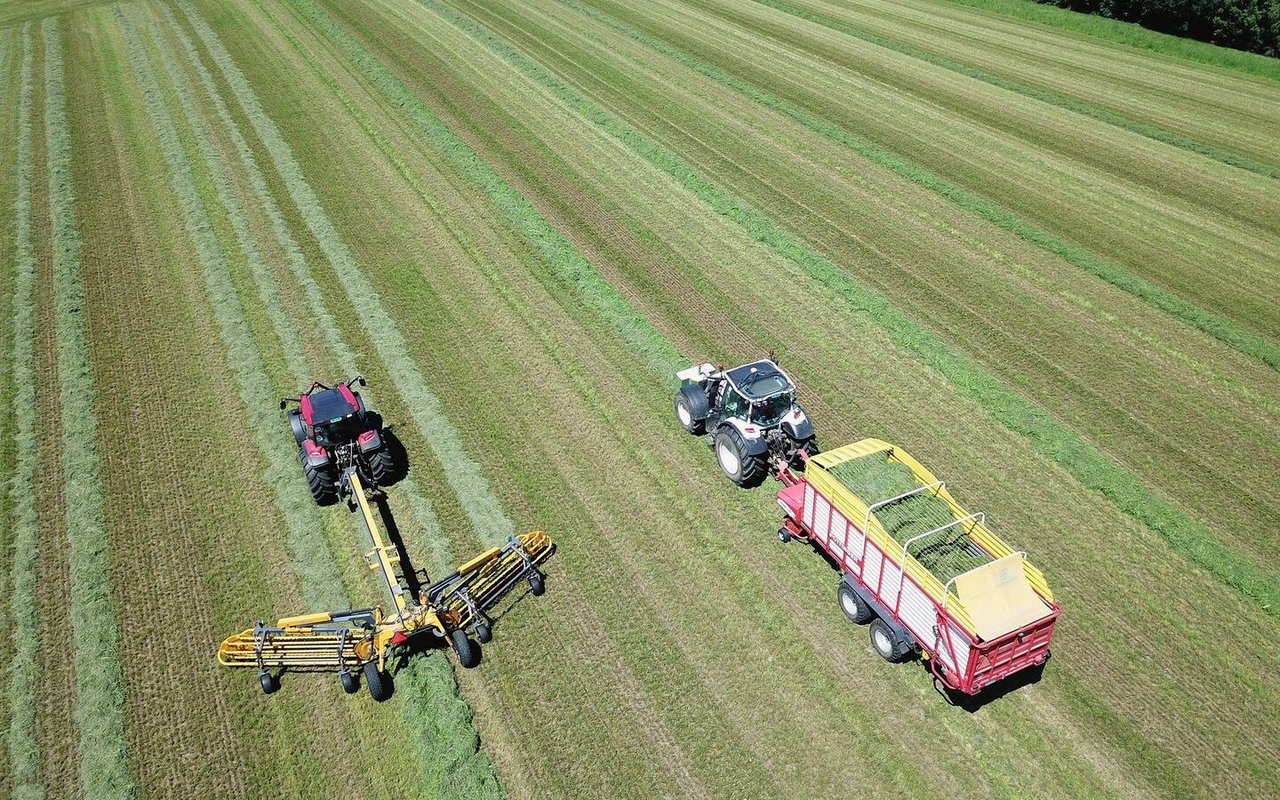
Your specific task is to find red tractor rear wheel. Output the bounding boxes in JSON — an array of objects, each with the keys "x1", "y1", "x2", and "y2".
[{"x1": 301, "y1": 454, "x2": 339, "y2": 506}]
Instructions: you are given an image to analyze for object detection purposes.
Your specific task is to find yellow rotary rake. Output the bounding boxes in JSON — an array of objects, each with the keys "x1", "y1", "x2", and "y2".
[{"x1": 218, "y1": 469, "x2": 554, "y2": 700}]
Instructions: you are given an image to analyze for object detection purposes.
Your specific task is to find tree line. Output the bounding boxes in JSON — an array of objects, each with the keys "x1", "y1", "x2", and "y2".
[{"x1": 1039, "y1": 0, "x2": 1279, "y2": 56}]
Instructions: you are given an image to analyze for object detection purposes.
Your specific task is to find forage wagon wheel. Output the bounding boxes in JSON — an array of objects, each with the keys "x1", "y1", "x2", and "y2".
[
  {"x1": 869, "y1": 619, "x2": 910, "y2": 663},
  {"x1": 714, "y1": 428, "x2": 767, "y2": 488},
  {"x1": 674, "y1": 385, "x2": 709, "y2": 435},
  {"x1": 363, "y1": 661, "x2": 394, "y2": 702},
  {"x1": 837, "y1": 581, "x2": 874, "y2": 624},
  {"x1": 450, "y1": 629, "x2": 481, "y2": 669}
]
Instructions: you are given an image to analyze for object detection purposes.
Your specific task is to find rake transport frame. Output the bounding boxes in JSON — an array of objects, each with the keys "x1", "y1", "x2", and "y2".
[
  {"x1": 775, "y1": 439, "x2": 1060, "y2": 697},
  {"x1": 218, "y1": 469, "x2": 554, "y2": 700}
]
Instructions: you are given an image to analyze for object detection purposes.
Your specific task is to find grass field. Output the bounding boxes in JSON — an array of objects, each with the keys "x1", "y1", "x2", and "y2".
[{"x1": 1, "y1": 0, "x2": 1277, "y2": 798}]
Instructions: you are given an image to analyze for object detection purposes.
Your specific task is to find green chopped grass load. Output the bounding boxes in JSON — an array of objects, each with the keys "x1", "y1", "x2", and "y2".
[{"x1": 830, "y1": 453, "x2": 990, "y2": 583}]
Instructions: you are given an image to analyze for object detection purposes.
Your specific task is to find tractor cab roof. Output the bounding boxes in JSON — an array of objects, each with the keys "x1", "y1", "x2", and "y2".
[
  {"x1": 301, "y1": 385, "x2": 360, "y2": 426},
  {"x1": 724, "y1": 359, "x2": 794, "y2": 400}
]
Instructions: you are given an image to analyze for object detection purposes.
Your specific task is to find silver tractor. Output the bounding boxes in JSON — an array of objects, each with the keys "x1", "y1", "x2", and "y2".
[{"x1": 674, "y1": 357, "x2": 819, "y2": 488}]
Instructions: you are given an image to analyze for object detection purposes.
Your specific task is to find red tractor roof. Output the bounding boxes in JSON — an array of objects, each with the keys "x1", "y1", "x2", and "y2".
[{"x1": 300, "y1": 385, "x2": 359, "y2": 426}]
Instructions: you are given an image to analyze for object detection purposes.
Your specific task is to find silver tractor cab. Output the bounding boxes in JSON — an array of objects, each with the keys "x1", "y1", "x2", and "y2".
[{"x1": 675, "y1": 357, "x2": 819, "y2": 487}]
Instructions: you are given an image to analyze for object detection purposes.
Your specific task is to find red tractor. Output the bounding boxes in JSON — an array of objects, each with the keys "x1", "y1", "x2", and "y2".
[{"x1": 280, "y1": 377, "x2": 405, "y2": 505}]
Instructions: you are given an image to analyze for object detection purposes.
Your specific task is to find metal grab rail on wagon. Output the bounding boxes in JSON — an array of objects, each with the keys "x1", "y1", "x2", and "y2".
[
  {"x1": 896, "y1": 512, "x2": 985, "y2": 606},
  {"x1": 860, "y1": 480, "x2": 944, "y2": 563}
]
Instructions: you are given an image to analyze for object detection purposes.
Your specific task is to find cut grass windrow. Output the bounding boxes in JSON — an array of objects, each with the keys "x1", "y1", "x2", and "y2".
[
  {"x1": 155, "y1": 8, "x2": 501, "y2": 793},
  {"x1": 0, "y1": 34, "x2": 14, "y2": 778},
  {"x1": 154, "y1": 3, "x2": 455, "y2": 574},
  {"x1": 180, "y1": 0, "x2": 515, "y2": 548},
  {"x1": 44, "y1": 17, "x2": 136, "y2": 798},
  {"x1": 563, "y1": 0, "x2": 1280, "y2": 371},
  {"x1": 6, "y1": 24, "x2": 41, "y2": 800},
  {"x1": 23, "y1": 22, "x2": 115, "y2": 800},
  {"x1": 277, "y1": 0, "x2": 686, "y2": 385},
  {"x1": 748, "y1": 0, "x2": 1280, "y2": 179},
  {"x1": 424, "y1": 0, "x2": 1279, "y2": 616},
  {"x1": 940, "y1": 0, "x2": 1280, "y2": 81},
  {"x1": 133, "y1": 7, "x2": 310, "y2": 387},
  {"x1": 157, "y1": 0, "x2": 462, "y2": 579},
  {"x1": 116, "y1": 7, "x2": 346, "y2": 613}
]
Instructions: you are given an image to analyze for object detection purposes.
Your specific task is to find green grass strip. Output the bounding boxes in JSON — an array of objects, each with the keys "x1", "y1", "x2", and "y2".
[
  {"x1": 172, "y1": 6, "x2": 502, "y2": 794},
  {"x1": 939, "y1": 0, "x2": 1280, "y2": 81},
  {"x1": 135, "y1": 7, "x2": 310, "y2": 386},
  {"x1": 6, "y1": 24, "x2": 42, "y2": 800},
  {"x1": 429, "y1": 0, "x2": 1277, "y2": 616},
  {"x1": 116, "y1": 7, "x2": 346, "y2": 612},
  {"x1": 155, "y1": 2, "x2": 456, "y2": 587},
  {"x1": 0, "y1": 25, "x2": 13, "y2": 742},
  {"x1": 285, "y1": 0, "x2": 686, "y2": 383},
  {"x1": 181, "y1": 0, "x2": 515, "y2": 548},
  {"x1": 44, "y1": 18, "x2": 136, "y2": 799},
  {"x1": 565, "y1": 0, "x2": 1280, "y2": 371},
  {"x1": 748, "y1": 0, "x2": 1280, "y2": 179},
  {"x1": 155, "y1": 2, "x2": 454, "y2": 578}
]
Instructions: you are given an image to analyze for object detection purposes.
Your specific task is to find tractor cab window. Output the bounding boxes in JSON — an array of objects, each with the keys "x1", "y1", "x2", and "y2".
[
  {"x1": 309, "y1": 389, "x2": 362, "y2": 447},
  {"x1": 750, "y1": 392, "x2": 793, "y2": 427},
  {"x1": 310, "y1": 389, "x2": 358, "y2": 422},
  {"x1": 722, "y1": 387, "x2": 748, "y2": 419}
]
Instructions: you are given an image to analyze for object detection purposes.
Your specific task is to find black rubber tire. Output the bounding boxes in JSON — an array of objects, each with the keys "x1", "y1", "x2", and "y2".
[
  {"x1": 714, "y1": 427, "x2": 768, "y2": 488},
  {"x1": 778, "y1": 527, "x2": 792, "y2": 544},
  {"x1": 870, "y1": 619, "x2": 910, "y2": 663},
  {"x1": 368, "y1": 446, "x2": 400, "y2": 488},
  {"x1": 363, "y1": 661, "x2": 393, "y2": 702},
  {"x1": 259, "y1": 671, "x2": 280, "y2": 695},
  {"x1": 475, "y1": 623, "x2": 492, "y2": 644},
  {"x1": 288, "y1": 409, "x2": 308, "y2": 447},
  {"x1": 528, "y1": 572, "x2": 546, "y2": 597},
  {"x1": 340, "y1": 670, "x2": 359, "y2": 694},
  {"x1": 837, "y1": 582, "x2": 874, "y2": 624},
  {"x1": 301, "y1": 454, "x2": 339, "y2": 507},
  {"x1": 674, "y1": 385, "x2": 709, "y2": 435},
  {"x1": 450, "y1": 629, "x2": 481, "y2": 669}
]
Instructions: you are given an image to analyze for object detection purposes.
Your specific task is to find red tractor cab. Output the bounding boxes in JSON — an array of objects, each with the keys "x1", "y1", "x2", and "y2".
[{"x1": 280, "y1": 377, "x2": 404, "y2": 505}]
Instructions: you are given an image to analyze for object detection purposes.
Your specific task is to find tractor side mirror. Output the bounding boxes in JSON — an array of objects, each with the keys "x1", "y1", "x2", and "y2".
[
  {"x1": 358, "y1": 376, "x2": 366, "y2": 387},
  {"x1": 279, "y1": 399, "x2": 288, "y2": 410}
]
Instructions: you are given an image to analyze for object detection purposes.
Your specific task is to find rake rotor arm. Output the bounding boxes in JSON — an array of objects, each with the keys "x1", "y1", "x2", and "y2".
[{"x1": 217, "y1": 464, "x2": 555, "y2": 695}]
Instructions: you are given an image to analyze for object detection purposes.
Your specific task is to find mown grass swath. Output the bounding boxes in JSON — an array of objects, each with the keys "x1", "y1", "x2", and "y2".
[
  {"x1": 156, "y1": 2, "x2": 456, "y2": 580},
  {"x1": 135, "y1": 7, "x2": 310, "y2": 386},
  {"x1": 179, "y1": 0, "x2": 515, "y2": 548},
  {"x1": 157, "y1": 2, "x2": 465, "y2": 602},
  {"x1": 115, "y1": 6, "x2": 346, "y2": 612},
  {"x1": 165, "y1": 7, "x2": 502, "y2": 792},
  {"x1": 0, "y1": 21, "x2": 13, "y2": 691},
  {"x1": 44, "y1": 17, "x2": 136, "y2": 799},
  {"x1": 279, "y1": 0, "x2": 687, "y2": 383},
  {"x1": 6, "y1": 24, "x2": 41, "y2": 800},
  {"x1": 562, "y1": 0, "x2": 1280, "y2": 371},
  {"x1": 939, "y1": 0, "x2": 1280, "y2": 79},
  {"x1": 421, "y1": 0, "x2": 1280, "y2": 616},
  {"x1": 747, "y1": 0, "x2": 1280, "y2": 179}
]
